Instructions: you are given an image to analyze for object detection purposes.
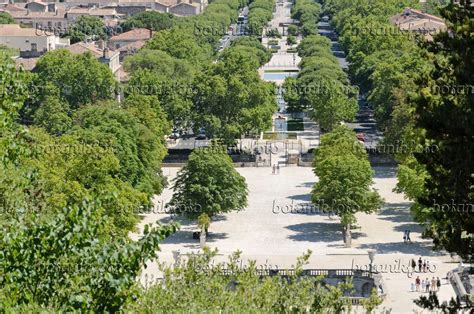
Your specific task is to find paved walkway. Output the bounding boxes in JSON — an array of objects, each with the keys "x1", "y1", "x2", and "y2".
[{"x1": 131, "y1": 166, "x2": 457, "y2": 313}]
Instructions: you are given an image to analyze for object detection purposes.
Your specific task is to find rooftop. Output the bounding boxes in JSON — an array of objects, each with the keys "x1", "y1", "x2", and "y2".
[
  {"x1": 110, "y1": 28, "x2": 153, "y2": 41},
  {"x1": 0, "y1": 24, "x2": 51, "y2": 36}
]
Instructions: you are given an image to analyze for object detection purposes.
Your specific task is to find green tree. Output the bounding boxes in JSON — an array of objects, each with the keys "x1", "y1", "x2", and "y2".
[
  {"x1": 0, "y1": 201, "x2": 178, "y2": 311},
  {"x1": 125, "y1": 249, "x2": 380, "y2": 312},
  {"x1": 411, "y1": 0, "x2": 474, "y2": 258},
  {"x1": 287, "y1": 35, "x2": 297, "y2": 45},
  {"x1": 0, "y1": 12, "x2": 15, "y2": 24},
  {"x1": 193, "y1": 48, "x2": 276, "y2": 142},
  {"x1": 121, "y1": 11, "x2": 175, "y2": 31},
  {"x1": 0, "y1": 44, "x2": 19, "y2": 57},
  {"x1": 312, "y1": 126, "x2": 383, "y2": 246},
  {"x1": 33, "y1": 50, "x2": 115, "y2": 110},
  {"x1": 65, "y1": 16, "x2": 107, "y2": 44},
  {"x1": 287, "y1": 24, "x2": 298, "y2": 36},
  {"x1": 71, "y1": 102, "x2": 167, "y2": 196},
  {"x1": 169, "y1": 145, "x2": 248, "y2": 228}
]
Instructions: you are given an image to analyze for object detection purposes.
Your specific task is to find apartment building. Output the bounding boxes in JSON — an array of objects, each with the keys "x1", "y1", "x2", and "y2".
[{"x1": 0, "y1": 24, "x2": 69, "y2": 57}]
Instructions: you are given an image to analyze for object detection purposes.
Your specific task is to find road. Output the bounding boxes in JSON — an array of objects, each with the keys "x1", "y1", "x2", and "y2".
[{"x1": 218, "y1": 6, "x2": 249, "y2": 52}]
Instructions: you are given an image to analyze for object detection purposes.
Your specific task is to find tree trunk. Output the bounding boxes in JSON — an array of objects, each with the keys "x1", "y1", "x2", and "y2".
[
  {"x1": 200, "y1": 225, "x2": 206, "y2": 248},
  {"x1": 343, "y1": 224, "x2": 352, "y2": 248}
]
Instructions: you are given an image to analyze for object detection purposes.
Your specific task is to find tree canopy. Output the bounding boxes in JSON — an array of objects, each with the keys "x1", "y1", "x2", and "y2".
[
  {"x1": 169, "y1": 145, "x2": 248, "y2": 220},
  {"x1": 312, "y1": 126, "x2": 383, "y2": 246}
]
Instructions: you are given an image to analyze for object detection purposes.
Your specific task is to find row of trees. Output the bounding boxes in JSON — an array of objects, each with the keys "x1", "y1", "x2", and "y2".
[
  {"x1": 324, "y1": 0, "x2": 473, "y2": 259},
  {"x1": 124, "y1": 0, "x2": 276, "y2": 143},
  {"x1": 284, "y1": 34, "x2": 358, "y2": 130},
  {"x1": 291, "y1": 0, "x2": 321, "y2": 36},
  {"x1": 0, "y1": 52, "x2": 170, "y2": 234},
  {"x1": 247, "y1": 0, "x2": 275, "y2": 35},
  {"x1": 282, "y1": 0, "x2": 357, "y2": 131}
]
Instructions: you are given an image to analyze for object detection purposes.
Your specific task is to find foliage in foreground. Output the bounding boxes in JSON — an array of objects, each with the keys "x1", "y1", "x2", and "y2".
[
  {"x1": 0, "y1": 201, "x2": 178, "y2": 312},
  {"x1": 126, "y1": 249, "x2": 383, "y2": 313}
]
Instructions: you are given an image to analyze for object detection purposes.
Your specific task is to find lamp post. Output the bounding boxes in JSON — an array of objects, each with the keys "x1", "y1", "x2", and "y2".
[{"x1": 368, "y1": 250, "x2": 376, "y2": 274}]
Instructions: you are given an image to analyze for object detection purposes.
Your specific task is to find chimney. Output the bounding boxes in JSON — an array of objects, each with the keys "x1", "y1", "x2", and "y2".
[{"x1": 103, "y1": 47, "x2": 109, "y2": 58}]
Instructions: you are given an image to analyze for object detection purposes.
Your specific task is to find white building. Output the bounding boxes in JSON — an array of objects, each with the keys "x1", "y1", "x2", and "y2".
[{"x1": 0, "y1": 24, "x2": 69, "y2": 57}]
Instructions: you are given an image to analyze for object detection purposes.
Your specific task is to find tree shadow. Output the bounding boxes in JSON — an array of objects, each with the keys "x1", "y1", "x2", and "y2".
[
  {"x1": 152, "y1": 215, "x2": 195, "y2": 226},
  {"x1": 284, "y1": 222, "x2": 365, "y2": 243},
  {"x1": 377, "y1": 203, "x2": 423, "y2": 233},
  {"x1": 287, "y1": 194, "x2": 312, "y2": 202},
  {"x1": 160, "y1": 230, "x2": 229, "y2": 246},
  {"x1": 296, "y1": 182, "x2": 315, "y2": 188},
  {"x1": 357, "y1": 242, "x2": 444, "y2": 257}
]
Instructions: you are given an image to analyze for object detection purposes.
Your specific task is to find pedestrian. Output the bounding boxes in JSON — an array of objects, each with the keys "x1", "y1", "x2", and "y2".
[
  {"x1": 421, "y1": 278, "x2": 425, "y2": 292},
  {"x1": 423, "y1": 260, "x2": 427, "y2": 272},
  {"x1": 411, "y1": 258, "x2": 417, "y2": 272},
  {"x1": 272, "y1": 164, "x2": 275, "y2": 174},
  {"x1": 426, "y1": 260, "x2": 430, "y2": 272},
  {"x1": 425, "y1": 278, "x2": 430, "y2": 292},
  {"x1": 406, "y1": 230, "x2": 411, "y2": 243},
  {"x1": 436, "y1": 277, "x2": 441, "y2": 291},
  {"x1": 418, "y1": 257, "x2": 422, "y2": 272},
  {"x1": 415, "y1": 276, "x2": 420, "y2": 291},
  {"x1": 411, "y1": 282, "x2": 415, "y2": 292},
  {"x1": 431, "y1": 277, "x2": 436, "y2": 292},
  {"x1": 276, "y1": 164, "x2": 280, "y2": 174},
  {"x1": 403, "y1": 230, "x2": 407, "y2": 244}
]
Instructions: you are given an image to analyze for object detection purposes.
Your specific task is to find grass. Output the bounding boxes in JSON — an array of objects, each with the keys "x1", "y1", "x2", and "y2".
[
  {"x1": 263, "y1": 132, "x2": 297, "y2": 140},
  {"x1": 287, "y1": 119, "x2": 304, "y2": 131}
]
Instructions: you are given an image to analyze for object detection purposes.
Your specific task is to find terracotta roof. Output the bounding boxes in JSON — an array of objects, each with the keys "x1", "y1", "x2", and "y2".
[
  {"x1": 405, "y1": 7, "x2": 444, "y2": 23},
  {"x1": 117, "y1": 39, "x2": 146, "y2": 52},
  {"x1": 0, "y1": 24, "x2": 50, "y2": 36},
  {"x1": 110, "y1": 28, "x2": 153, "y2": 41},
  {"x1": 67, "y1": 8, "x2": 90, "y2": 14},
  {"x1": 64, "y1": 41, "x2": 103, "y2": 58},
  {"x1": 7, "y1": 8, "x2": 67, "y2": 19},
  {"x1": 64, "y1": 41, "x2": 119, "y2": 59},
  {"x1": 1, "y1": 4, "x2": 27, "y2": 12},
  {"x1": 89, "y1": 8, "x2": 119, "y2": 16}
]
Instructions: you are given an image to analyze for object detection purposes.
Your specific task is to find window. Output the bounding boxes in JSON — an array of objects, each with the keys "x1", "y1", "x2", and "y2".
[{"x1": 31, "y1": 43, "x2": 37, "y2": 52}]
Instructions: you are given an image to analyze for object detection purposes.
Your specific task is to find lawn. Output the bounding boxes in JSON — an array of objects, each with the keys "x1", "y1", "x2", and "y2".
[{"x1": 263, "y1": 132, "x2": 297, "y2": 140}]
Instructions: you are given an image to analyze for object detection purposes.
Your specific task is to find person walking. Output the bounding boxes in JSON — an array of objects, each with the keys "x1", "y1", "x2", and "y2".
[
  {"x1": 411, "y1": 258, "x2": 417, "y2": 272},
  {"x1": 418, "y1": 257, "x2": 423, "y2": 272},
  {"x1": 406, "y1": 230, "x2": 411, "y2": 243},
  {"x1": 276, "y1": 164, "x2": 280, "y2": 174},
  {"x1": 425, "y1": 278, "x2": 430, "y2": 292},
  {"x1": 415, "y1": 276, "x2": 421, "y2": 291},
  {"x1": 436, "y1": 277, "x2": 441, "y2": 292},
  {"x1": 423, "y1": 260, "x2": 427, "y2": 272},
  {"x1": 431, "y1": 277, "x2": 436, "y2": 292},
  {"x1": 426, "y1": 260, "x2": 430, "y2": 272},
  {"x1": 272, "y1": 164, "x2": 276, "y2": 174},
  {"x1": 411, "y1": 282, "x2": 415, "y2": 292},
  {"x1": 403, "y1": 230, "x2": 407, "y2": 244}
]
